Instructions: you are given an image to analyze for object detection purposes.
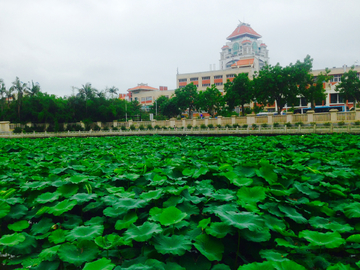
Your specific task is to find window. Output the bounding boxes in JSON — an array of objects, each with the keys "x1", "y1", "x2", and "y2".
[
  {"x1": 215, "y1": 82, "x2": 223, "y2": 86},
  {"x1": 214, "y1": 75, "x2": 223, "y2": 79},
  {"x1": 226, "y1": 74, "x2": 235, "y2": 78},
  {"x1": 300, "y1": 97, "x2": 307, "y2": 107},
  {"x1": 178, "y1": 78, "x2": 187, "y2": 82},
  {"x1": 315, "y1": 99, "x2": 324, "y2": 106},
  {"x1": 141, "y1": 97, "x2": 145, "y2": 102},
  {"x1": 190, "y1": 77, "x2": 198, "y2": 81},
  {"x1": 179, "y1": 85, "x2": 185, "y2": 88},
  {"x1": 330, "y1": 93, "x2": 344, "y2": 104},
  {"x1": 146, "y1": 96, "x2": 152, "y2": 101},
  {"x1": 330, "y1": 75, "x2": 341, "y2": 82},
  {"x1": 202, "y1": 83, "x2": 211, "y2": 87},
  {"x1": 202, "y1": 76, "x2": 210, "y2": 80}
]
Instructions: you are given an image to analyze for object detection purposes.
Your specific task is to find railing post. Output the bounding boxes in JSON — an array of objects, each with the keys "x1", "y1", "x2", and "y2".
[
  {"x1": 286, "y1": 112, "x2": 293, "y2": 124},
  {"x1": 128, "y1": 120, "x2": 133, "y2": 128},
  {"x1": 170, "y1": 118, "x2": 176, "y2": 128},
  {"x1": 192, "y1": 118, "x2": 197, "y2": 128},
  {"x1": 113, "y1": 120, "x2": 118, "y2": 128},
  {"x1": 355, "y1": 108, "x2": 360, "y2": 120},
  {"x1": 182, "y1": 118, "x2": 186, "y2": 128},
  {"x1": 307, "y1": 110, "x2": 315, "y2": 124},
  {"x1": 330, "y1": 109, "x2": 338, "y2": 122},
  {"x1": 267, "y1": 113, "x2": 274, "y2": 125},
  {"x1": 231, "y1": 115, "x2": 236, "y2": 125},
  {"x1": 205, "y1": 116, "x2": 209, "y2": 126},
  {"x1": 217, "y1": 116, "x2": 222, "y2": 127}
]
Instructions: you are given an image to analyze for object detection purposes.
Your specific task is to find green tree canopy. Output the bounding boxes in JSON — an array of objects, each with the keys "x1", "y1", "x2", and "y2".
[
  {"x1": 174, "y1": 83, "x2": 198, "y2": 119},
  {"x1": 196, "y1": 85, "x2": 224, "y2": 117},
  {"x1": 335, "y1": 67, "x2": 360, "y2": 105}
]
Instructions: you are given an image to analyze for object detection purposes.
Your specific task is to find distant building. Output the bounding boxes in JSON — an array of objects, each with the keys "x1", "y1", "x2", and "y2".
[{"x1": 119, "y1": 83, "x2": 174, "y2": 111}]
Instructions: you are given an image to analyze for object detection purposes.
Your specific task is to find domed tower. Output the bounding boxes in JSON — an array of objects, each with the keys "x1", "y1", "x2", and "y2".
[{"x1": 219, "y1": 22, "x2": 269, "y2": 70}]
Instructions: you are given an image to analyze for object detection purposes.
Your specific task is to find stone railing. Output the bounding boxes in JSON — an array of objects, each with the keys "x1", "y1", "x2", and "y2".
[{"x1": 1, "y1": 109, "x2": 360, "y2": 133}]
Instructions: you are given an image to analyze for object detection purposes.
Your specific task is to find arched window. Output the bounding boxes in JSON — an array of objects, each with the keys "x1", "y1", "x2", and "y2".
[
  {"x1": 233, "y1": 43, "x2": 239, "y2": 52},
  {"x1": 252, "y1": 42, "x2": 258, "y2": 52}
]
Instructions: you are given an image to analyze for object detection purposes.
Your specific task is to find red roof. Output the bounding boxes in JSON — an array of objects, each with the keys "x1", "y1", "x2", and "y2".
[
  {"x1": 227, "y1": 23, "x2": 261, "y2": 40},
  {"x1": 231, "y1": 58, "x2": 254, "y2": 67},
  {"x1": 127, "y1": 84, "x2": 158, "y2": 92},
  {"x1": 260, "y1": 43, "x2": 267, "y2": 47},
  {"x1": 241, "y1": 39, "x2": 251, "y2": 44},
  {"x1": 221, "y1": 45, "x2": 229, "y2": 49}
]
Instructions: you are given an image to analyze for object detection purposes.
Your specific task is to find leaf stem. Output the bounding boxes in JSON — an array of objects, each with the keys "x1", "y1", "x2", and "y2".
[{"x1": 236, "y1": 230, "x2": 240, "y2": 268}]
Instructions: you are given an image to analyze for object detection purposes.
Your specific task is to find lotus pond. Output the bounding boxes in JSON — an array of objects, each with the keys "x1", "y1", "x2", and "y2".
[{"x1": 1, "y1": 134, "x2": 360, "y2": 270}]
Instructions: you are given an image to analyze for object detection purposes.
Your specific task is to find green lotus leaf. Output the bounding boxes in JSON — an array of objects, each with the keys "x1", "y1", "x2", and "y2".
[
  {"x1": 223, "y1": 171, "x2": 253, "y2": 187},
  {"x1": 218, "y1": 211, "x2": 264, "y2": 231},
  {"x1": 194, "y1": 234, "x2": 224, "y2": 261},
  {"x1": 198, "y1": 218, "x2": 211, "y2": 229},
  {"x1": 47, "y1": 200, "x2": 77, "y2": 216},
  {"x1": 153, "y1": 234, "x2": 192, "y2": 255},
  {"x1": 0, "y1": 233, "x2": 26, "y2": 246},
  {"x1": 165, "y1": 262, "x2": 186, "y2": 270},
  {"x1": 193, "y1": 167, "x2": 209, "y2": 179},
  {"x1": 259, "y1": 249, "x2": 288, "y2": 262},
  {"x1": 21, "y1": 256, "x2": 42, "y2": 268},
  {"x1": 182, "y1": 168, "x2": 195, "y2": 176},
  {"x1": 114, "y1": 198, "x2": 147, "y2": 210},
  {"x1": 58, "y1": 242, "x2": 99, "y2": 267},
  {"x1": 115, "y1": 212, "x2": 138, "y2": 230},
  {"x1": 124, "y1": 173, "x2": 140, "y2": 181},
  {"x1": 83, "y1": 257, "x2": 116, "y2": 270},
  {"x1": 31, "y1": 217, "x2": 54, "y2": 235},
  {"x1": 263, "y1": 214, "x2": 286, "y2": 231},
  {"x1": 158, "y1": 206, "x2": 187, "y2": 226},
  {"x1": 278, "y1": 205, "x2": 307, "y2": 224},
  {"x1": 256, "y1": 160, "x2": 278, "y2": 185},
  {"x1": 140, "y1": 189, "x2": 163, "y2": 200},
  {"x1": 293, "y1": 182, "x2": 320, "y2": 199},
  {"x1": 106, "y1": 186, "x2": 125, "y2": 194},
  {"x1": 67, "y1": 174, "x2": 89, "y2": 183},
  {"x1": 85, "y1": 216, "x2": 105, "y2": 226},
  {"x1": 35, "y1": 192, "x2": 61, "y2": 204},
  {"x1": 57, "y1": 184, "x2": 79, "y2": 198},
  {"x1": 66, "y1": 225, "x2": 104, "y2": 241},
  {"x1": 38, "y1": 244, "x2": 61, "y2": 260},
  {"x1": 274, "y1": 260, "x2": 307, "y2": 270},
  {"x1": 212, "y1": 189, "x2": 237, "y2": 201},
  {"x1": 237, "y1": 186, "x2": 267, "y2": 205},
  {"x1": 62, "y1": 214, "x2": 83, "y2": 229},
  {"x1": 7, "y1": 204, "x2": 28, "y2": 219},
  {"x1": 344, "y1": 202, "x2": 360, "y2": 218},
  {"x1": 211, "y1": 264, "x2": 231, "y2": 270},
  {"x1": 7, "y1": 232, "x2": 37, "y2": 255},
  {"x1": 177, "y1": 201, "x2": 199, "y2": 217},
  {"x1": 275, "y1": 238, "x2": 299, "y2": 248},
  {"x1": 205, "y1": 222, "x2": 232, "y2": 238},
  {"x1": 0, "y1": 201, "x2": 10, "y2": 218},
  {"x1": 8, "y1": 220, "x2": 30, "y2": 232},
  {"x1": 70, "y1": 193, "x2": 97, "y2": 204},
  {"x1": 124, "y1": 222, "x2": 162, "y2": 242},
  {"x1": 95, "y1": 234, "x2": 121, "y2": 249},
  {"x1": 34, "y1": 261, "x2": 60, "y2": 270},
  {"x1": 346, "y1": 234, "x2": 360, "y2": 243},
  {"x1": 237, "y1": 261, "x2": 274, "y2": 270},
  {"x1": 327, "y1": 262, "x2": 356, "y2": 270},
  {"x1": 299, "y1": 230, "x2": 345, "y2": 248},
  {"x1": 309, "y1": 217, "x2": 353, "y2": 233},
  {"x1": 104, "y1": 206, "x2": 127, "y2": 218},
  {"x1": 49, "y1": 229, "x2": 67, "y2": 244},
  {"x1": 179, "y1": 254, "x2": 211, "y2": 270},
  {"x1": 241, "y1": 227, "x2": 271, "y2": 242}
]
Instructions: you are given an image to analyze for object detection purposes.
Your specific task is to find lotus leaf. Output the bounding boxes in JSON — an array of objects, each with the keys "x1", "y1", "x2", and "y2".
[
  {"x1": 0, "y1": 201, "x2": 10, "y2": 218},
  {"x1": 218, "y1": 211, "x2": 264, "y2": 231},
  {"x1": 0, "y1": 233, "x2": 26, "y2": 246},
  {"x1": 38, "y1": 244, "x2": 61, "y2": 260},
  {"x1": 66, "y1": 225, "x2": 104, "y2": 241},
  {"x1": 194, "y1": 234, "x2": 224, "y2": 261},
  {"x1": 115, "y1": 212, "x2": 138, "y2": 230},
  {"x1": 124, "y1": 222, "x2": 162, "y2": 242},
  {"x1": 278, "y1": 205, "x2": 307, "y2": 224},
  {"x1": 8, "y1": 220, "x2": 30, "y2": 231},
  {"x1": 299, "y1": 230, "x2": 345, "y2": 248},
  {"x1": 58, "y1": 241, "x2": 99, "y2": 267},
  {"x1": 34, "y1": 261, "x2": 60, "y2": 270},
  {"x1": 205, "y1": 222, "x2": 232, "y2": 238},
  {"x1": 256, "y1": 159, "x2": 278, "y2": 184},
  {"x1": 47, "y1": 199, "x2": 77, "y2": 216},
  {"x1": 83, "y1": 258, "x2": 116, "y2": 270},
  {"x1": 68, "y1": 174, "x2": 89, "y2": 184},
  {"x1": 48, "y1": 229, "x2": 67, "y2": 244},
  {"x1": 31, "y1": 217, "x2": 54, "y2": 235},
  {"x1": 153, "y1": 234, "x2": 192, "y2": 255},
  {"x1": 237, "y1": 186, "x2": 267, "y2": 205},
  {"x1": 158, "y1": 206, "x2": 187, "y2": 226}
]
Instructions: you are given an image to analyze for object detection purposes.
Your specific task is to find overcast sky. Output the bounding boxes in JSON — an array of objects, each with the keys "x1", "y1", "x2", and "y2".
[{"x1": 1, "y1": 0, "x2": 359, "y2": 96}]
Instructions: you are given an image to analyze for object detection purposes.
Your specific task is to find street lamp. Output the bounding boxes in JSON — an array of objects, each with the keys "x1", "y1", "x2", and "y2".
[{"x1": 155, "y1": 99, "x2": 157, "y2": 116}]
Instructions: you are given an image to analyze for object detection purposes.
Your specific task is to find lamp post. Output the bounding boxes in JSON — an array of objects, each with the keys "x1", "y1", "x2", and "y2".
[
  {"x1": 125, "y1": 101, "x2": 127, "y2": 122},
  {"x1": 155, "y1": 99, "x2": 157, "y2": 116}
]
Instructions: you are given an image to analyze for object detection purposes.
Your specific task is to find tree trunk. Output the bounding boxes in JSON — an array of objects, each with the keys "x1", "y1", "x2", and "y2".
[{"x1": 241, "y1": 104, "x2": 245, "y2": 116}]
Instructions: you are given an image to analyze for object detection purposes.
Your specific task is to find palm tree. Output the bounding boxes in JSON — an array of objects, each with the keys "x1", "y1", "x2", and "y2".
[
  {"x1": 0, "y1": 79, "x2": 6, "y2": 113},
  {"x1": 26, "y1": 81, "x2": 41, "y2": 96},
  {"x1": 10, "y1": 77, "x2": 27, "y2": 120},
  {"x1": 78, "y1": 83, "x2": 96, "y2": 115},
  {"x1": 108, "y1": 86, "x2": 118, "y2": 99}
]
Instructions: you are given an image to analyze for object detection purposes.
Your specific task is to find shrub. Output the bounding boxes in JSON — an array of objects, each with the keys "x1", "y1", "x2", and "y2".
[
  {"x1": 233, "y1": 124, "x2": 240, "y2": 128},
  {"x1": 56, "y1": 123, "x2": 65, "y2": 132},
  {"x1": 120, "y1": 126, "x2": 126, "y2": 131},
  {"x1": 103, "y1": 127, "x2": 109, "y2": 131},
  {"x1": 187, "y1": 124, "x2": 192, "y2": 129},
  {"x1": 217, "y1": 124, "x2": 222, "y2": 128},
  {"x1": 93, "y1": 125, "x2": 101, "y2": 131},
  {"x1": 338, "y1": 121, "x2": 345, "y2": 126},
  {"x1": 242, "y1": 124, "x2": 248, "y2": 128},
  {"x1": 139, "y1": 125, "x2": 145, "y2": 130},
  {"x1": 23, "y1": 126, "x2": 33, "y2": 133},
  {"x1": 130, "y1": 125, "x2": 136, "y2": 130},
  {"x1": 154, "y1": 125, "x2": 161, "y2": 130},
  {"x1": 252, "y1": 123, "x2": 257, "y2": 129},
  {"x1": 324, "y1": 122, "x2": 331, "y2": 127},
  {"x1": 33, "y1": 124, "x2": 45, "y2": 132},
  {"x1": 285, "y1": 122, "x2": 292, "y2": 127},
  {"x1": 147, "y1": 124, "x2": 153, "y2": 130},
  {"x1": 295, "y1": 121, "x2": 304, "y2": 126},
  {"x1": 200, "y1": 124, "x2": 207, "y2": 129},
  {"x1": 310, "y1": 122, "x2": 316, "y2": 126},
  {"x1": 112, "y1": 127, "x2": 118, "y2": 131},
  {"x1": 207, "y1": 124, "x2": 214, "y2": 128},
  {"x1": 273, "y1": 122, "x2": 280, "y2": 127},
  {"x1": 355, "y1": 121, "x2": 360, "y2": 126},
  {"x1": 46, "y1": 125, "x2": 55, "y2": 132},
  {"x1": 13, "y1": 127, "x2": 22, "y2": 133},
  {"x1": 261, "y1": 123, "x2": 268, "y2": 128},
  {"x1": 225, "y1": 124, "x2": 231, "y2": 128},
  {"x1": 162, "y1": 126, "x2": 168, "y2": 130}
]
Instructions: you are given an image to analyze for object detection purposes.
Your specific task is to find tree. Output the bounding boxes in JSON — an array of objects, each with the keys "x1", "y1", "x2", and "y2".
[
  {"x1": 26, "y1": 81, "x2": 41, "y2": 97},
  {"x1": 335, "y1": 67, "x2": 360, "y2": 106},
  {"x1": 10, "y1": 77, "x2": 28, "y2": 121},
  {"x1": 150, "y1": 96, "x2": 170, "y2": 116},
  {"x1": 108, "y1": 86, "x2": 118, "y2": 100},
  {"x1": 162, "y1": 98, "x2": 181, "y2": 118},
  {"x1": 224, "y1": 73, "x2": 253, "y2": 116},
  {"x1": 0, "y1": 79, "x2": 6, "y2": 113},
  {"x1": 174, "y1": 83, "x2": 198, "y2": 119},
  {"x1": 196, "y1": 85, "x2": 224, "y2": 117},
  {"x1": 78, "y1": 83, "x2": 96, "y2": 116}
]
